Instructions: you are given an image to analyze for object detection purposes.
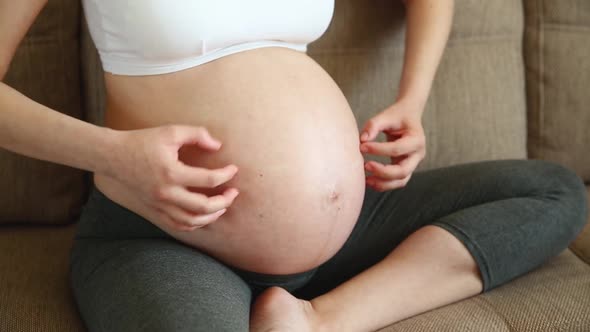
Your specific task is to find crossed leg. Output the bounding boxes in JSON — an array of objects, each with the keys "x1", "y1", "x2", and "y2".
[{"x1": 250, "y1": 159, "x2": 588, "y2": 331}]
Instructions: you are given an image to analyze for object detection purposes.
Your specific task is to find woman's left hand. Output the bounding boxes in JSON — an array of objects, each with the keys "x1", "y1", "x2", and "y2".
[{"x1": 359, "y1": 99, "x2": 427, "y2": 192}]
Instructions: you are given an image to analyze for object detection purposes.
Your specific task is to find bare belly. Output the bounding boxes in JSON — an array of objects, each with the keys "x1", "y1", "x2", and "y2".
[{"x1": 94, "y1": 47, "x2": 366, "y2": 274}]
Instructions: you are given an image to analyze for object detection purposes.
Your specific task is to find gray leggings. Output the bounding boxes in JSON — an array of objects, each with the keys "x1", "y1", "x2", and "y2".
[{"x1": 69, "y1": 159, "x2": 588, "y2": 332}]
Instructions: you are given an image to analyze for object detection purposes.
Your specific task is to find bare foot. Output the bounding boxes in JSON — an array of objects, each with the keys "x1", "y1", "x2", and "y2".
[{"x1": 250, "y1": 286, "x2": 321, "y2": 332}]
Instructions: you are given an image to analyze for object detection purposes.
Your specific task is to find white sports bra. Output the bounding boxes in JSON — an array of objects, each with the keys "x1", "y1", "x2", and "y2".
[{"x1": 81, "y1": 0, "x2": 335, "y2": 76}]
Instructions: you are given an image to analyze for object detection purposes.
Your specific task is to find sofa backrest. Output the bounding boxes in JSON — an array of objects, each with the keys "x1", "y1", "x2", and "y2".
[
  {"x1": 524, "y1": 0, "x2": 590, "y2": 182},
  {"x1": 1, "y1": 0, "x2": 588, "y2": 225},
  {"x1": 307, "y1": 0, "x2": 528, "y2": 169}
]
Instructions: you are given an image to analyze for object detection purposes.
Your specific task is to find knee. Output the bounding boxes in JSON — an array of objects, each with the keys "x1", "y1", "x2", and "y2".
[{"x1": 533, "y1": 159, "x2": 588, "y2": 238}]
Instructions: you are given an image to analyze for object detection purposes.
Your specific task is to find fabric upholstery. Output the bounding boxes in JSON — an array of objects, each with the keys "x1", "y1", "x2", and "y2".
[
  {"x1": 381, "y1": 250, "x2": 590, "y2": 331},
  {"x1": 571, "y1": 186, "x2": 590, "y2": 264},
  {"x1": 0, "y1": 224, "x2": 84, "y2": 332},
  {"x1": 524, "y1": 0, "x2": 590, "y2": 182},
  {"x1": 2, "y1": 224, "x2": 588, "y2": 332},
  {"x1": 1, "y1": 0, "x2": 589, "y2": 331},
  {"x1": 308, "y1": 0, "x2": 527, "y2": 170},
  {"x1": 0, "y1": 0, "x2": 87, "y2": 224}
]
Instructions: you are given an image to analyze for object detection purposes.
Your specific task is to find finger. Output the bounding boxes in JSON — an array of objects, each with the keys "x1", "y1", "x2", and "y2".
[
  {"x1": 158, "y1": 186, "x2": 239, "y2": 215},
  {"x1": 153, "y1": 206, "x2": 194, "y2": 232},
  {"x1": 365, "y1": 161, "x2": 407, "y2": 181},
  {"x1": 367, "y1": 173, "x2": 413, "y2": 192},
  {"x1": 360, "y1": 112, "x2": 403, "y2": 142},
  {"x1": 171, "y1": 163, "x2": 238, "y2": 188},
  {"x1": 361, "y1": 136, "x2": 419, "y2": 157},
  {"x1": 162, "y1": 206, "x2": 228, "y2": 231},
  {"x1": 170, "y1": 125, "x2": 222, "y2": 151},
  {"x1": 167, "y1": 210, "x2": 226, "y2": 232},
  {"x1": 360, "y1": 115, "x2": 386, "y2": 142},
  {"x1": 365, "y1": 152, "x2": 422, "y2": 181},
  {"x1": 396, "y1": 152, "x2": 424, "y2": 176}
]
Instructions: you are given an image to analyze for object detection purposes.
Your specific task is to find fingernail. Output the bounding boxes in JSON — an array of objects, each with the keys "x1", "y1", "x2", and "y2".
[
  {"x1": 360, "y1": 145, "x2": 369, "y2": 153},
  {"x1": 361, "y1": 132, "x2": 369, "y2": 141},
  {"x1": 365, "y1": 163, "x2": 373, "y2": 171},
  {"x1": 224, "y1": 165, "x2": 237, "y2": 175},
  {"x1": 210, "y1": 139, "x2": 222, "y2": 148}
]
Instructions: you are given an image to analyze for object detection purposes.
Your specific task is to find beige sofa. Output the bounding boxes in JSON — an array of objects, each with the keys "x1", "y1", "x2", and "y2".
[{"x1": 1, "y1": 1, "x2": 589, "y2": 331}]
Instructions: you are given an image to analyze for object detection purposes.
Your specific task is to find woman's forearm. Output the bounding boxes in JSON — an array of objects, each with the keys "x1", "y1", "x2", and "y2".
[
  {"x1": 0, "y1": 81, "x2": 120, "y2": 176},
  {"x1": 397, "y1": 0, "x2": 454, "y2": 111}
]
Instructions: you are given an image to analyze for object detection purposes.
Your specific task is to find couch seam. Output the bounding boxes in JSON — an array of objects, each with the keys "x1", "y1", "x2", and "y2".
[
  {"x1": 541, "y1": 23, "x2": 590, "y2": 33},
  {"x1": 538, "y1": 0, "x2": 545, "y2": 151}
]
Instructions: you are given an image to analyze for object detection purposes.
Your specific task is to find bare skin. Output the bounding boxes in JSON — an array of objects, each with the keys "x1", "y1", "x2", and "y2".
[
  {"x1": 250, "y1": 226, "x2": 482, "y2": 331},
  {"x1": 0, "y1": 0, "x2": 242, "y2": 234},
  {"x1": 250, "y1": 0, "x2": 469, "y2": 331},
  {"x1": 96, "y1": 47, "x2": 367, "y2": 274},
  {"x1": 0, "y1": 0, "x2": 482, "y2": 331}
]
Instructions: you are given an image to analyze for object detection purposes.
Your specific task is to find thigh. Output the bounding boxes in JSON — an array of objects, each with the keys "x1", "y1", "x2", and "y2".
[
  {"x1": 69, "y1": 238, "x2": 252, "y2": 332},
  {"x1": 295, "y1": 158, "x2": 586, "y2": 298}
]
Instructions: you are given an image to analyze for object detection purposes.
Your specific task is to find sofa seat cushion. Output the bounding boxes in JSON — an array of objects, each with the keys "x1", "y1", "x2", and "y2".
[
  {"x1": 0, "y1": 224, "x2": 84, "y2": 332},
  {"x1": 1, "y1": 226, "x2": 588, "y2": 332},
  {"x1": 382, "y1": 250, "x2": 590, "y2": 331}
]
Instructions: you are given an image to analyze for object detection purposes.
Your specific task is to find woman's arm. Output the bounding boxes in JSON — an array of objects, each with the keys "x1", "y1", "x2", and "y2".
[
  {"x1": 0, "y1": 80, "x2": 238, "y2": 231},
  {"x1": 0, "y1": 0, "x2": 238, "y2": 231},
  {"x1": 0, "y1": 0, "x2": 119, "y2": 176},
  {"x1": 397, "y1": 0, "x2": 454, "y2": 113},
  {"x1": 0, "y1": 83, "x2": 121, "y2": 176},
  {"x1": 359, "y1": 0, "x2": 454, "y2": 191}
]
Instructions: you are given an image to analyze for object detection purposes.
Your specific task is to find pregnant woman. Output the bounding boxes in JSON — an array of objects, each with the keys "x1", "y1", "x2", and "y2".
[{"x1": 1, "y1": 0, "x2": 587, "y2": 331}]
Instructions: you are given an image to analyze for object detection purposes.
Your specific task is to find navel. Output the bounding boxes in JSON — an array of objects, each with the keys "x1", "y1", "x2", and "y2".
[{"x1": 329, "y1": 190, "x2": 340, "y2": 203}]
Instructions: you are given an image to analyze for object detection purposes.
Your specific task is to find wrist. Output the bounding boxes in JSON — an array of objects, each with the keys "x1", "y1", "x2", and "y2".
[
  {"x1": 396, "y1": 88, "x2": 429, "y2": 107},
  {"x1": 391, "y1": 94, "x2": 428, "y2": 118},
  {"x1": 94, "y1": 126, "x2": 126, "y2": 178}
]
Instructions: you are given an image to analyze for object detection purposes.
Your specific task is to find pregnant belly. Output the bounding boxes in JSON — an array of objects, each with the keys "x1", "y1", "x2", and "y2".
[{"x1": 96, "y1": 47, "x2": 366, "y2": 274}]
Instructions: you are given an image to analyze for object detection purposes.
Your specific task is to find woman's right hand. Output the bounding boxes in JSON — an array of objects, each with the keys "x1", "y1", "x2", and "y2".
[{"x1": 105, "y1": 124, "x2": 239, "y2": 232}]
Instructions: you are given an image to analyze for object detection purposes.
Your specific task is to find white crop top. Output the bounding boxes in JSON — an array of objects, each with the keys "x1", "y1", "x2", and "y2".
[{"x1": 81, "y1": 0, "x2": 335, "y2": 76}]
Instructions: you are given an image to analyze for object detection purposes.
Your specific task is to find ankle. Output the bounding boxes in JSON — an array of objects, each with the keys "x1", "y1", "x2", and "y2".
[{"x1": 310, "y1": 297, "x2": 343, "y2": 332}]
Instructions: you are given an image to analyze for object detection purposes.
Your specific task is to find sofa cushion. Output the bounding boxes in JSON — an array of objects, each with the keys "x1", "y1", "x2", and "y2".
[
  {"x1": 1, "y1": 225, "x2": 587, "y2": 332},
  {"x1": 0, "y1": 224, "x2": 84, "y2": 332},
  {"x1": 308, "y1": 0, "x2": 527, "y2": 170},
  {"x1": 381, "y1": 250, "x2": 590, "y2": 331},
  {"x1": 524, "y1": 0, "x2": 590, "y2": 182},
  {"x1": 0, "y1": 0, "x2": 87, "y2": 225}
]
